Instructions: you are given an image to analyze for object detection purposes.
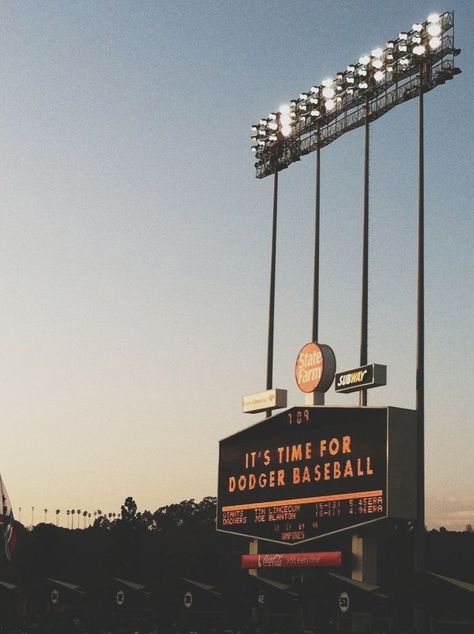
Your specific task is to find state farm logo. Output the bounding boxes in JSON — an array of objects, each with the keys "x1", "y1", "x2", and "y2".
[
  {"x1": 295, "y1": 342, "x2": 336, "y2": 393},
  {"x1": 259, "y1": 554, "x2": 283, "y2": 567}
]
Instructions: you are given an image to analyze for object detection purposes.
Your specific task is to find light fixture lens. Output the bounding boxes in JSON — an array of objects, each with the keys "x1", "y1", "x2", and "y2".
[
  {"x1": 374, "y1": 70, "x2": 385, "y2": 82},
  {"x1": 400, "y1": 57, "x2": 410, "y2": 66},
  {"x1": 322, "y1": 86, "x2": 335, "y2": 98},
  {"x1": 281, "y1": 124, "x2": 292, "y2": 137},
  {"x1": 325, "y1": 99, "x2": 335, "y2": 111},
  {"x1": 359, "y1": 81, "x2": 368, "y2": 90},
  {"x1": 399, "y1": 32, "x2": 408, "y2": 40},
  {"x1": 427, "y1": 13, "x2": 440, "y2": 23},
  {"x1": 371, "y1": 48, "x2": 383, "y2": 58},
  {"x1": 429, "y1": 36, "x2": 442, "y2": 49},
  {"x1": 427, "y1": 23, "x2": 442, "y2": 37},
  {"x1": 412, "y1": 23, "x2": 423, "y2": 32},
  {"x1": 311, "y1": 109, "x2": 320, "y2": 117},
  {"x1": 279, "y1": 104, "x2": 290, "y2": 115},
  {"x1": 372, "y1": 58, "x2": 384, "y2": 69},
  {"x1": 359, "y1": 55, "x2": 370, "y2": 65},
  {"x1": 413, "y1": 45, "x2": 425, "y2": 56},
  {"x1": 322, "y1": 77, "x2": 333, "y2": 87}
]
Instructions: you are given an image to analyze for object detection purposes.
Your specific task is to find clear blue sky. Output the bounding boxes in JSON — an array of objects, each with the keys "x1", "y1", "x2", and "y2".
[{"x1": 0, "y1": 1, "x2": 471, "y2": 529}]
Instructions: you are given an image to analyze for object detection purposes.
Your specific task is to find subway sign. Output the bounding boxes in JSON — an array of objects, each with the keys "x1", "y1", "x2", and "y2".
[
  {"x1": 217, "y1": 406, "x2": 416, "y2": 545},
  {"x1": 334, "y1": 364, "x2": 386, "y2": 394}
]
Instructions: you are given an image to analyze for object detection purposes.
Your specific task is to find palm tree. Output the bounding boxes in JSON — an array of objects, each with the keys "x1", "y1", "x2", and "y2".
[
  {"x1": 67, "y1": 509, "x2": 70, "y2": 529},
  {"x1": 44, "y1": 508, "x2": 48, "y2": 523},
  {"x1": 82, "y1": 510, "x2": 87, "y2": 528},
  {"x1": 71, "y1": 509, "x2": 75, "y2": 529},
  {"x1": 31, "y1": 506, "x2": 35, "y2": 527},
  {"x1": 56, "y1": 509, "x2": 60, "y2": 526}
]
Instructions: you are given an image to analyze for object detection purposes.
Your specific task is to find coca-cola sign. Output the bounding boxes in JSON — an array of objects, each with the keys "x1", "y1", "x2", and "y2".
[{"x1": 241, "y1": 551, "x2": 343, "y2": 569}]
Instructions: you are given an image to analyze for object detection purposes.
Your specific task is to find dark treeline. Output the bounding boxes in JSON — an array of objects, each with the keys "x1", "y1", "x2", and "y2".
[
  {"x1": 5, "y1": 497, "x2": 243, "y2": 587},
  {"x1": 3, "y1": 496, "x2": 474, "y2": 586}
]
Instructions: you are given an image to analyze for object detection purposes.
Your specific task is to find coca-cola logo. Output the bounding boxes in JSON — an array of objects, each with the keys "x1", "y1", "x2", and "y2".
[{"x1": 259, "y1": 554, "x2": 283, "y2": 567}]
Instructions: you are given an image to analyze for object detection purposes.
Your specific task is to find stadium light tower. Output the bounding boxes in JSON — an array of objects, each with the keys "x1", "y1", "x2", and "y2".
[{"x1": 250, "y1": 10, "x2": 461, "y2": 618}]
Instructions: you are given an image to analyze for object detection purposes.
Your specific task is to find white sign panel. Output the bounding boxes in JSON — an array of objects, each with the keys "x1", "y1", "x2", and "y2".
[{"x1": 242, "y1": 389, "x2": 287, "y2": 414}]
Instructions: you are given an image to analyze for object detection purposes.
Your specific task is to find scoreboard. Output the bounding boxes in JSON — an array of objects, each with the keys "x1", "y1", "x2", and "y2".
[{"x1": 217, "y1": 406, "x2": 416, "y2": 545}]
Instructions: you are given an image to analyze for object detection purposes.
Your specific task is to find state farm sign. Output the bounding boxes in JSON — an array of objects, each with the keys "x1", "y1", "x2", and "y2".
[{"x1": 295, "y1": 343, "x2": 336, "y2": 393}]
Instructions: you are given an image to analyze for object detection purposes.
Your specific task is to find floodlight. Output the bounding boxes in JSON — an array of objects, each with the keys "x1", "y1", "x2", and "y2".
[
  {"x1": 322, "y1": 85, "x2": 335, "y2": 98},
  {"x1": 322, "y1": 77, "x2": 333, "y2": 87},
  {"x1": 310, "y1": 109, "x2": 321, "y2": 117},
  {"x1": 429, "y1": 37, "x2": 442, "y2": 50},
  {"x1": 359, "y1": 55, "x2": 370, "y2": 65},
  {"x1": 374, "y1": 70, "x2": 385, "y2": 82},
  {"x1": 371, "y1": 48, "x2": 383, "y2": 58},
  {"x1": 280, "y1": 104, "x2": 290, "y2": 114},
  {"x1": 359, "y1": 81, "x2": 368, "y2": 90},
  {"x1": 413, "y1": 45, "x2": 426, "y2": 56},
  {"x1": 399, "y1": 32, "x2": 408, "y2": 40},
  {"x1": 427, "y1": 13, "x2": 440, "y2": 23},
  {"x1": 372, "y1": 58, "x2": 384, "y2": 69},
  {"x1": 412, "y1": 23, "x2": 423, "y2": 32},
  {"x1": 427, "y1": 23, "x2": 442, "y2": 37},
  {"x1": 325, "y1": 99, "x2": 335, "y2": 111}
]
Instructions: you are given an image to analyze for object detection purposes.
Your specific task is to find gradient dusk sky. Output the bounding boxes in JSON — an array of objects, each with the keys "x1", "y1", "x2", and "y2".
[{"x1": 0, "y1": 0, "x2": 472, "y2": 530}]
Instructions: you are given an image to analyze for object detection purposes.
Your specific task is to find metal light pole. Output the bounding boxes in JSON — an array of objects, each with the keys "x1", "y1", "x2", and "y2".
[
  {"x1": 266, "y1": 164, "x2": 278, "y2": 399},
  {"x1": 359, "y1": 95, "x2": 370, "y2": 407},
  {"x1": 312, "y1": 128, "x2": 321, "y2": 345}
]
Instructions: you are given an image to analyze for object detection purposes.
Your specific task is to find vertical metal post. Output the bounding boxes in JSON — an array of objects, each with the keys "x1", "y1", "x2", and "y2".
[
  {"x1": 266, "y1": 158, "x2": 278, "y2": 417},
  {"x1": 359, "y1": 96, "x2": 370, "y2": 407},
  {"x1": 312, "y1": 129, "x2": 321, "y2": 344},
  {"x1": 413, "y1": 57, "x2": 427, "y2": 634},
  {"x1": 415, "y1": 61, "x2": 426, "y2": 574}
]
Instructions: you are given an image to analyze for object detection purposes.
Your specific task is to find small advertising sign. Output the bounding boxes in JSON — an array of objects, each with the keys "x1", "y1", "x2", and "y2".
[
  {"x1": 242, "y1": 389, "x2": 287, "y2": 414},
  {"x1": 334, "y1": 364, "x2": 386, "y2": 394},
  {"x1": 241, "y1": 551, "x2": 343, "y2": 569}
]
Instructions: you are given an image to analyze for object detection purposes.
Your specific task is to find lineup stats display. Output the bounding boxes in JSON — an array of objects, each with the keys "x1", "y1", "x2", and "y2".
[{"x1": 217, "y1": 406, "x2": 416, "y2": 545}]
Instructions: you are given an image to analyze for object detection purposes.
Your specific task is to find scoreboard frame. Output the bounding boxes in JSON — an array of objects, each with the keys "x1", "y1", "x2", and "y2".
[{"x1": 217, "y1": 406, "x2": 416, "y2": 546}]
